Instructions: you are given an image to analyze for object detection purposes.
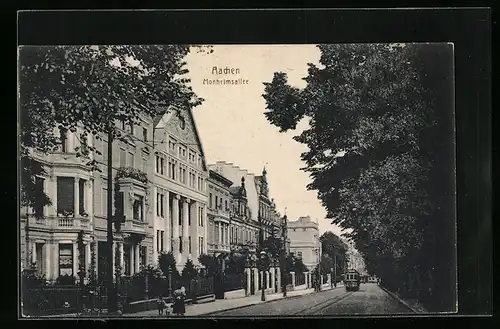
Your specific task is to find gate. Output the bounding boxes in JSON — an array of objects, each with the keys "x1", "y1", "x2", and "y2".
[
  {"x1": 250, "y1": 270, "x2": 255, "y2": 295},
  {"x1": 213, "y1": 272, "x2": 225, "y2": 299}
]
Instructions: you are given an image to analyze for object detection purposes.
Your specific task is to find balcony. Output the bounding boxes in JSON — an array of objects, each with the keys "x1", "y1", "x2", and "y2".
[
  {"x1": 116, "y1": 167, "x2": 148, "y2": 188},
  {"x1": 208, "y1": 206, "x2": 230, "y2": 219},
  {"x1": 23, "y1": 214, "x2": 91, "y2": 232},
  {"x1": 121, "y1": 218, "x2": 148, "y2": 235}
]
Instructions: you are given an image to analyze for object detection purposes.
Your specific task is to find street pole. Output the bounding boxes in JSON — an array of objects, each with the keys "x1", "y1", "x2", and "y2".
[
  {"x1": 106, "y1": 128, "x2": 116, "y2": 315},
  {"x1": 281, "y1": 214, "x2": 287, "y2": 297},
  {"x1": 334, "y1": 253, "x2": 337, "y2": 287}
]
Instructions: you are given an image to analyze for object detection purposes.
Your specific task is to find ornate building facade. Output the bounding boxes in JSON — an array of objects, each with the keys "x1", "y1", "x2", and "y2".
[
  {"x1": 206, "y1": 169, "x2": 232, "y2": 256},
  {"x1": 152, "y1": 107, "x2": 209, "y2": 270},
  {"x1": 208, "y1": 162, "x2": 282, "y2": 255},
  {"x1": 20, "y1": 104, "x2": 209, "y2": 281}
]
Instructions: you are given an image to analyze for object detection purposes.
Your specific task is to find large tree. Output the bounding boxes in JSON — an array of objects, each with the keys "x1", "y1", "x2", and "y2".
[
  {"x1": 19, "y1": 45, "x2": 204, "y2": 213},
  {"x1": 320, "y1": 231, "x2": 347, "y2": 274},
  {"x1": 262, "y1": 44, "x2": 455, "y2": 311}
]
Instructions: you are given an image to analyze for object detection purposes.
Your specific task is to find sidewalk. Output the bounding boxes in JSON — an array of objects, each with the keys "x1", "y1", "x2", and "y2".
[{"x1": 125, "y1": 282, "x2": 344, "y2": 317}]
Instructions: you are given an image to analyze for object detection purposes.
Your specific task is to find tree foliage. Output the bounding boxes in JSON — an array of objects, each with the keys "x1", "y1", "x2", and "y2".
[
  {"x1": 198, "y1": 253, "x2": 217, "y2": 277},
  {"x1": 19, "y1": 45, "x2": 203, "y2": 211},
  {"x1": 158, "y1": 251, "x2": 180, "y2": 279},
  {"x1": 181, "y1": 259, "x2": 199, "y2": 280},
  {"x1": 262, "y1": 44, "x2": 455, "y2": 311}
]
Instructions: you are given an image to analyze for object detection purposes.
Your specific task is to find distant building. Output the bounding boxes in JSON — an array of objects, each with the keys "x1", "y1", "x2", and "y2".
[
  {"x1": 206, "y1": 169, "x2": 233, "y2": 256},
  {"x1": 208, "y1": 162, "x2": 283, "y2": 254},
  {"x1": 287, "y1": 216, "x2": 321, "y2": 270}
]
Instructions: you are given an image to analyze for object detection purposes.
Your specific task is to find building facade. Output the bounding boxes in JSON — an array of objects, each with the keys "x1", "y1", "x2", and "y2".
[
  {"x1": 20, "y1": 111, "x2": 156, "y2": 282},
  {"x1": 208, "y1": 162, "x2": 282, "y2": 254},
  {"x1": 151, "y1": 106, "x2": 209, "y2": 270},
  {"x1": 206, "y1": 169, "x2": 233, "y2": 256},
  {"x1": 287, "y1": 216, "x2": 321, "y2": 271},
  {"x1": 20, "y1": 104, "x2": 209, "y2": 281}
]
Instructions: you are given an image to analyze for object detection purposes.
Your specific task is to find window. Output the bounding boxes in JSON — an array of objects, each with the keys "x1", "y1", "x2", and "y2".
[
  {"x1": 168, "y1": 159, "x2": 176, "y2": 179},
  {"x1": 130, "y1": 123, "x2": 134, "y2": 136},
  {"x1": 188, "y1": 237, "x2": 192, "y2": 254},
  {"x1": 156, "y1": 154, "x2": 165, "y2": 175},
  {"x1": 33, "y1": 176, "x2": 45, "y2": 217},
  {"x1": 128, "y1": 152, "x2": 134, "y2": 168},
  {"x1": 116, "y1": 191, "x2": 125, "y2": 222},
  {"x1": 57, "y1": 177, "x2": 74, "y2": 216},
  {"x1": 160, "y1": 231, "x2": 164, "y2": 251},
  {"x1": 209, "y1": 193, "x2": 213, "y2": 208},
  {"x1": 142, "y1": 157, "x2": 148, "y2": 172},
  {"x1": 198, "y1": 207, "x2": 204, "y2": 227},
  {"x1": 179, "y1": 116, "x2": 186, "y2": 129},
  {"x1": 303, "y1": 228, "x2": 306, "y2": 232},
  {"x1": 142, "y1": 127, "x2": 148, "y2": 141},
  {"x1": 59, "y1": 128, "x2": 68, "y2": 153},
  {"x1": 179, "y1": 237, "x2": 183, "y2": 253},
  {"x1": 225, "y1": 200, "x2": 228, "y2": 211},
  {"x1": 297, "y1": 252, "x2": 302, "y2": 258},
  {"x1": 132, "y1": 194, "x2": 144, "y2": 221},
  {"x1": 78, "y1": 179, "x2": 86, "y2": 215},
  {"x1": 215, "y1": 196, "x2": 218, "y2": 209},
  {"x1": 198, "y1": 237, "x2": 204, "y2": 255},
  {"x1": 121, "y1": 120, "x2": 126, "y2": 130},
  {"x1": 140, "y1": 246, "x2": 147, "y2": 268},
  {"x1": 120, "y1": 148, "x2": 126, "y2": 167},
  {"x1": 168, "y1": 138, "x2": 176, "y2": 152},
  {"x1": 156, "y1": 190, "x2": 165, "y2": 218},
  {"x1": 102, "y1": 188, "x2": 107, "y2": 216},
  {"x1": 58, "y1": 244, "x2": 73, "y2": 276},
  {"x1": 156, "y1": 230, "x2": 160, "y2": 252}
]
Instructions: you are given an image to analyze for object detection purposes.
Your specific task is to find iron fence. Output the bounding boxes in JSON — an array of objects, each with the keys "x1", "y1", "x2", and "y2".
[{"x1": 23, "y1": 286, "x2": 81, "y2": 316}]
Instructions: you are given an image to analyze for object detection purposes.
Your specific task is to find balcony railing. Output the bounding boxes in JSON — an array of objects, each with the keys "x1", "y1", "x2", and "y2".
[
  {"x1": 116, "y1": 167, "x2": 148, "y2": 184},
  {"x1": 24, "y1": 215, "x2": 91, "y2": 231}
]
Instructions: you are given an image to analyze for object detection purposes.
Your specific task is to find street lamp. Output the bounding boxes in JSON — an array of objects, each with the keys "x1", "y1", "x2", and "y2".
[{"x1": 259, "y1": 250, "x2": 268, "y2": 302}]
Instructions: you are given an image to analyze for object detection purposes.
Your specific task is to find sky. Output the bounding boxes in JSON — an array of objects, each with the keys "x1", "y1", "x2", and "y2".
[{"x1": 184, "y1": 45, "x2": 343, "y2": 237}]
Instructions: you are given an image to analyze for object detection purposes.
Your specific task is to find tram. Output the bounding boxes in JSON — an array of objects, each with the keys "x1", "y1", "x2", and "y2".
[{"x1": 344, "y1": 269, "x2": 361, "y2": 291}]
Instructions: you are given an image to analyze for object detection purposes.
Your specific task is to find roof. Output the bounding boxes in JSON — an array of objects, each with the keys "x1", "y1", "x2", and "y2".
[
  {"x1": 208, "y1": 170, "x2": 233, "y2": 188},
  {"x1": 153, "y1": 104, "x2": 208, "y2": 172}
]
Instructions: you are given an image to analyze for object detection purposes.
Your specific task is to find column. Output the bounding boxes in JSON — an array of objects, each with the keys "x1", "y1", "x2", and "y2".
[
  {"x1": 182, "y1": 198, "x2": 189, "y2": 259},
  {"x1": 270, "y1": 267, "x2": 275, "y2": 291},
  {"x1": 290, "y1": 272, "x2": 296, "y2": 289},
  {"x1": 266, "y1": 271, "x2": 271, "y2": 290},
  {"x1": 172, "y1": 195, "x2": 180, "y2": 259},
  {"x1": 305, "y1": 272, "x2": 309, "y2": 288},
  {"x1": 52, "y1": 244, "x2": 58, "y2": 280},
  {"x1": 253, "y1": 268, "x2": 259, "y2": 292},
  {"x1": 218, "y1": 222, "x2": 222, "y2": 248},
  {"x1": 74, "y1": 177, "x2": 79, "y2": 216},
  {"x1": 112, "y1": 241, "x2": 116, "y2": 276},
  {"x1": 203, "y1": 205, "x2": 208, "y2": 254},
  {"x1": 120, "y1": 243, "x2": 124, "y2": 274},
  {"x1": 191, "y1": 201, "x2": 198, "y2": 260},
  {"x1": 72, "y1": 243, "x2": 78, "y2": 277},
  {"x1": 246, "y1": 267, "x2": 252, "y2": 296},
  {"x1": 328, "y1": 273, "x2": 332, "y2": 285},
  {"x1": 87, "y1": 180, "x2": 93, "y2": 219},
  {"x1": 276, "y1": 267, "x2": 281, "y2": 293},
  {"x1": 44, "y1": 243, "x2": 50, "y2": 279},
  {"x1": 129, "y1": 245, "x2": 134, "y2": 275},
  {"x1": 31, "y1": 242, "x2": 37, "y2": 265},
  {"x1": 85, "y1": 242, "x2": 91, "y2": 271},
  {"x1": 164, "y1": 191, "x2": 170, "y2": 252},
  {"x1": 134, "y1": 244, "x2": 140, "y2": 273}
]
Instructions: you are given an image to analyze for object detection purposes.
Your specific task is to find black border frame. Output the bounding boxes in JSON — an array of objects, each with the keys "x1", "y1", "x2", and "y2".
[{"x1": 11, "y1": 6, "x2": 493, "y2": 326}]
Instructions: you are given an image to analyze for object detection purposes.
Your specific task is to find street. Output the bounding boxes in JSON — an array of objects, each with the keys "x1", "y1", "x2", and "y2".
[{"x1": 208, "y1": 283, "x2": 414, "y2": 316}]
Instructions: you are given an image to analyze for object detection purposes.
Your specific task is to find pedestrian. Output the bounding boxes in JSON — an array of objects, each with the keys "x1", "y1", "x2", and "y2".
[{"x1": 173, "y1": 286, "x2": 186, "y2": 316}]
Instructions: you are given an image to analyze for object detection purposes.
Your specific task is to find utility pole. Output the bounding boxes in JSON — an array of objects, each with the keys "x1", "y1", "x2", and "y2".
[{"x1": 106, "y1": 128, "x2": 116, "y2": 315}]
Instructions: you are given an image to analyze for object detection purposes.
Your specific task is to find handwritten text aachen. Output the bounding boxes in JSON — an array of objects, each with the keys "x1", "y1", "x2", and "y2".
[{"x1": 203, "y1": 66, "x2": 249, "y2": 85}]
